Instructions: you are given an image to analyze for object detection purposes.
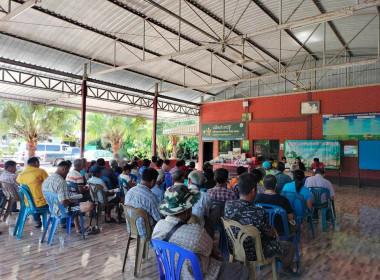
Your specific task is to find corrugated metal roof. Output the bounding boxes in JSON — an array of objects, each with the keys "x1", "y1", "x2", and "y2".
[{"x1": 0, "y1": 0, "x2": 378, "y2": 110}]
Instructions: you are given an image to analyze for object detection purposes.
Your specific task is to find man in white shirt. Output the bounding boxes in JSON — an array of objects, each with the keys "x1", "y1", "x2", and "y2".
[{"x1": 305, "y1": 168, "x2": 335, "y2": 220}]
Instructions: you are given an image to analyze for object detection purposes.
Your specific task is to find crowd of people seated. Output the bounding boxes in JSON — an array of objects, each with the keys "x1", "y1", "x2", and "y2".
[{"x1": 0, "y1": 155, "x2": 336, "y2": 279}]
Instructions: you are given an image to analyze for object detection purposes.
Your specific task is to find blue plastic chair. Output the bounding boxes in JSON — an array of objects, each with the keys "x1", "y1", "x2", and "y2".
[
  {"x1": 199, "y1": 188, "x2": 208, "y2": 193},
  {"x1": 118, "y1": 177, "x2": 130, "y2": 197},
  {"x1": 13, "y1": 185, "x2": 49, "y2": 239},
  {"x1": 309, "y1": 187, "x2": 336, "y2": 232},
  {"x1": 101, "y1": 176, "x2": 112, "y2": 189},
  {"x1": 210, "y1": 199, "x2": 228, "y2": 260},
  {"x1": 256, "y1": 203, "x2": 300, "y2": 264},
  {"x1": 129, "y1": 173, "x2": 138, "y2": 183},
  {"x1": 151, "y1": 239, "x2": 203, "y2": 280},
  {"x1": 41, "y1": 191, "x2": 85, "y2": 245},
  {"x1": 164, "y1": 172, "x2": 172, "y2": 189},
  {"x1": 281, "y1": 191, "x2": 315, "y2": 240}
]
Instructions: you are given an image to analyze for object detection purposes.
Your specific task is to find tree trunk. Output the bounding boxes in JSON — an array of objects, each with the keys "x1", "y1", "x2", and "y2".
[
  {"x1": 172, "y1": 144, "x2": 178, "y2": 159},
  {"x1": 112, "y1": 145, "x2": 119, "y2": 158},
  {"x1": 28, "y1": 140, "x2": 37, "y2": 158}
]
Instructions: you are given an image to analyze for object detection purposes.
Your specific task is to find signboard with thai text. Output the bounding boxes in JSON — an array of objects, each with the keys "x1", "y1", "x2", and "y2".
[{"x1": 202, "y1": 122, "x2": 245, "y2": 140}]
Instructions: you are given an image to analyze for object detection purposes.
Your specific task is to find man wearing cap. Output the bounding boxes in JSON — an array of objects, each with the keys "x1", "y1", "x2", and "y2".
[
  {"x1": 152, "y1": 184, "x2": 249, "y2": 280},
  {"x1": 151, "y1": 169, "x2": 165, "y2": 203},
  {"x1": 124, "y1": 168, "x2": 162, "y2": 237}
]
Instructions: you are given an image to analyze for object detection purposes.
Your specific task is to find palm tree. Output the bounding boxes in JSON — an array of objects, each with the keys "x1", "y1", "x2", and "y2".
[
  {"x1": 0, "y1": 102, "x2": 78, "y2": 157},
  {"x1": 86, "y1": 113, "x2": 126, "y2": 156},
  {"x1": 156, "y1": 135, "x2": 170, "y2": 159},
  {"x1": 170, "y1": 135, "x2": 180, "y2": 159}
]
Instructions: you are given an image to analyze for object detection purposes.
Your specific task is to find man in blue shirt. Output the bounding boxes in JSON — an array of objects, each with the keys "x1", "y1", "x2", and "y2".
[
  {"x1": 274, "y1": 162, "x2": 292, "y2": 194},
  {"x1": 124, "y1": 168, "x2": 161, "y2": 237}
]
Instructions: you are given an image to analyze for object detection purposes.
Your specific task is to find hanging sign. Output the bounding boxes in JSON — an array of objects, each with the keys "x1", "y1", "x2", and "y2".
[{"x1": 202, "y1": 122, "x2": 245, "y2": 140}]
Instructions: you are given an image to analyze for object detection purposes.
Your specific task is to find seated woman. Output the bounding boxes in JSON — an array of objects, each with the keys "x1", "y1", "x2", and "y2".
[
  {"x1": 282, "y1": 170, "x2": 312, "y2": 210},
  {"x1": 294, "y1": 157, "x2": 306, "y2": 171}
]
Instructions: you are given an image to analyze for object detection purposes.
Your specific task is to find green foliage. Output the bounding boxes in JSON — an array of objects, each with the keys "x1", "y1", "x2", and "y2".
[
  {"x1": 126, "y1": 139, "x2": 151, "y2": 159},
  {"x1": 178, "y1": 136, "x2": 199, "y2": 159}
]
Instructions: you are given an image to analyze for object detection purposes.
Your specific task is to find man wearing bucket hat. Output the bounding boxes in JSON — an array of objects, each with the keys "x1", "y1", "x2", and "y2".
[{"x1": 152, "y1": 185, "x2": 249, "y2": 280}]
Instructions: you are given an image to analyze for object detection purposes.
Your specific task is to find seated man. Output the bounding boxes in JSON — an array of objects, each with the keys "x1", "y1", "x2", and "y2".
[
  {"x1": 281, "y1": 156, "x2": 291, "y2": 169},
  {"x1": 305, "y1": 168, "x2": 335, "y2": 219},
  {"x1": 169, "y1": 160, "x2": 183, "y2": 174},
  {"x1": 207, "y1": 168, "x2": 237, "y2": 202},
  {"x1": 255, "y1": 175, "x2": 297, "y2": 235},
  {"x1": 66, "y1": 159, "x2": 90, "y2": 199},
  {"x1": 274, "y1": 162, "x2": 292, "y2": 194},
  {"x1": 162, "y1": 159, "x2": 171, "y2": 173},
  {"x1": 262, "y1": 161, "x2": 275, "y2": 175},
  {"x1": 139, "y1": 159, "x2": 151, "y2": 179},
  {"x1": 42, "y1": 161, "x2": 93, "y2": 233},
  {"x1": 224, "y1": 173, "x2": 297, "y2": 275},
  {"x1": 203, "y1": 168, "x2": 216, "y2": 190},
  {"x1": 151, "y1": 169, "x2": 165, "y2": 203},
  {"x1": 87, "y1": 166, "x2": 121, "y2": 223},
  {"x1": 229, "y1": 166, "x2": 247, "y2": 190},
  {"x1": 150, "y1": 155, "x2": 158, "y2": 168},
  {"x1": 309, "y1": 158, "x2": 324, "y2": 170},
  {"x1": 97, "y1": 158, "x2": 118, "y2": 189},
  {"x1": 0, "y1": 160, "x2": 20, "y2": 212},
  {"x1": 152, "y1": 185, "x2": 249, "y2": 280},
  {"x1": 16, "y1": 157, "x2": 49, "y2": 228},
  {"x1": 171, "y1": 170, "x2": 185, "y2": 187},
  {"x1": 119, "y1": 164, "x2": 137, "y2": 188},
  {"x1": 154, "y1": 158, "x2": 164, "y2": 170},
  {"x1": 124, "y1": 168, "x2": 161, "y2": 237}
]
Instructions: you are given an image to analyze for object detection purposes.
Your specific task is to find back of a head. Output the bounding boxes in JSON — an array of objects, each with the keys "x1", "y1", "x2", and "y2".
[
  {"x1": 81, "y1": 158, "x2": 87, "y2": 164},
  {"x1": 281, "y1": 156, "x2": 287, "y2": 161},
  {"x1": 263, "y1": 174, "x2": 277, "y2": 190},
  {"x1": 164, "y1": 159, "x2": 170, "y2": 165},
  {"x1": 175, "y1": 160, "x2": 183, "y2": 168},
  {"x1": 293, "y1": 170, "x2": 305, "y2": 193},
  {"x1": 57, "y1": 160, "x2": 71, "y2": 169},
  {"x1": 123, "y1": 164, "x2": 132, "y2": 172},
  {"x1": 109, "y1": 159, "x2": 118, "y2": 167},
  {"x1": 276, "y1": 162, "x2": 285, "y2": 172},
  {"x1": 315, "y1": 168, "x2": 325, "y2": 175},
  {"x1": 189, "y1": 170, "x2": 205, "y2": 187},
  {"x1": 189, "y1": 161, "x2": 195, "y2": 169},
  {"x1": 238, "y1": 173, "x2": 257, "y2": 196},
  {"x1": 27, "y1": 156, "x2": 39, "y2": 166},
  {"x1": 314, "y1": 157, "x2": 319, "y2": 162},
  {"x1": 4, "y1": 160, "x2": 17, "y2": 170},
  {"x1": 262, "y1": 161, "x2": 271, "y2": 170},
  {"x1": 214, "y1": 168, "x2": 229, "y2": 184},
  {"x1": 171, "y1": 170, "x2": 184, "y2": 183},
  {"x1": 90, "y1": 160, "x2": 96, "y2": 167},
  {"x1": 96, "y1": 158, "x2": 106, "y2": 167},
  {"x1": 151, "y1": 156, "x2": 158, "y2": 163},
  {"x1": 204, "y1": 168, "x2": 214, "y2": 180},
  {"x1": 269, "y1": 157, "x2": 274, "y2": 162},
  {"x1": 251, "y1": 168, "x2": 264, "y2": 181},
  {"x1": 156, "y1": 158, "x2": 163, "y2": 168},
  {"x1": 202, "y1": 162, "x2": 212, "y2": 172},
  {"x1": 236, "y1": 166, "x2": 247, "y2": 176},
  {"x1": 73, "y1": 158, "x2": 83, "y2": 169},
  {"x1": 142, "y1": 159, "x2": 151, "y2": 167},
  {"x1": 141, "y1": 168, "x2": 158, "y2": 182}
]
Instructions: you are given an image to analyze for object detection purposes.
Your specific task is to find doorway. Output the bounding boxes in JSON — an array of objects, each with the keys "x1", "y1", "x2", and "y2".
[{"x1": 203, "y1": 142, "x2": 214, "y2": 163}]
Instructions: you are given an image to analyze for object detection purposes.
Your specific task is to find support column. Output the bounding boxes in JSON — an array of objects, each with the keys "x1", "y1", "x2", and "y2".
[
  {"x1": 80, "y1": 63, "x2": 87, "y2": 158},
  {"x1": 152, "y1": 83, "x2": 158, "y2": 156}
]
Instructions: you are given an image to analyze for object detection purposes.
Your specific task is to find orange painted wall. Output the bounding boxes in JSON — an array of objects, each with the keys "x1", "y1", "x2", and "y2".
[{"x1": 200, "y1": 84, "x2": 380, "y2": 185}]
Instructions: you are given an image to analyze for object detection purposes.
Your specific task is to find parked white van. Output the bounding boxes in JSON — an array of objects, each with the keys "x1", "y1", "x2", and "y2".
[{"x1": 16, "y1": 142, "x2": 69, "y2": 163}]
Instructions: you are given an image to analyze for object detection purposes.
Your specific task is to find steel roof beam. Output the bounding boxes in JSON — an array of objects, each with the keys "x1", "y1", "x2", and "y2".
[
  {"x1": 1, "y1": 0, "x2": 36, "y2": 21},
  {"x1": 12, "y1": 1, "x2": 226, "y2": 85},
  {"x1": 0, "y1": 57, "x2": 200, "y2": 107},
  {"x1": 312, "y1": 0, "x2": 354, "y2": 57},
  {"x1": 0, "y1": 31, "x2": 213, "y2": 98},
  {"x1": 106, "y1": 0, "x2": 260, "y2": 76},
  {"x1": 0, "y1": 66, "x2": 200, "y2": 116},
  {"x1": 251, "y1": 0, "x2": 319, "y2": 61},
  {"x1": 184, "y1": 0, "x2": 286, "y2": 67}
]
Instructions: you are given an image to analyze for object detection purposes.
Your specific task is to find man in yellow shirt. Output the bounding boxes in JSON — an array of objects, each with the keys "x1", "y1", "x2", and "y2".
[{"x1": 17, "y1": 157, "x2": 49, "y2": 228}]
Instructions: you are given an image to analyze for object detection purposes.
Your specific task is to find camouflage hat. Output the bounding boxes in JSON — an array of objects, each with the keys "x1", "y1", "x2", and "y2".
[{"x1": 159, "y1": 184, "x2": 200, "y2": 216}]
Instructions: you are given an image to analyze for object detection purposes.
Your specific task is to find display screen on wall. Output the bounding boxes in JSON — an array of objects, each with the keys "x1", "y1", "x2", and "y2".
[
  {"x1": 343, "y1": 145, "x2": 358, "y2": 157},
  {"x1": 359, "y1": 141, "x2": 380, "y2": 170},
  {"x1": 202, "y1": 122, "x2": 245, "y2": 140},
  {"x1": 284, "y1": 140, "x2": 341, "y2": 169},
  {"x1": 323, "y1": 113, "x2": 380, "y2": 140}
]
